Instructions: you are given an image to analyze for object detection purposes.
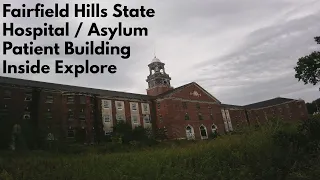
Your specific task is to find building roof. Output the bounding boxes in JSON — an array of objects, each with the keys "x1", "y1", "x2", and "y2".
[
  {"x1": 151, "y1": 56, "x2": 161, "y2": 63},
  {"x1": 221, "y1": 104, "x2": 244, "y2": 109},
  {"x1": 0, "y1": 76, "x2": 152, "y2": 100},
  {"x1": 244, "y1": 97, "x2": 296, "y2": 109},
  {"x1": 156, "y1": 82, "x2": 222, "y2": 103}
]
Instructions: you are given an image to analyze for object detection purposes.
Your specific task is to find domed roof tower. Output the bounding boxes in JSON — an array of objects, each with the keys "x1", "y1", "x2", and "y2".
[{"x1": 146, "y1": 56, "x2": 173, "y2": 96}]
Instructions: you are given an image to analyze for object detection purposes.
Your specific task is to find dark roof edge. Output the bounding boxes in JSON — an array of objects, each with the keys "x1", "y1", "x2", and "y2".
[{"x1": 0, "y1": 76, "x2": 151, "y2": 99}]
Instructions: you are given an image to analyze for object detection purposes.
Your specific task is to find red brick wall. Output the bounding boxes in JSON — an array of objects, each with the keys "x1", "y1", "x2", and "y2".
[
  {"x1": 246, "y1": 100, "x2": 309, "y2": 125},
  {"x1": 227, "y1": 109, "x2": 248, "y2": 128},
  {"x1": 154, "y1": 83, "x2": 224, "y2": 139},
  {"x1": 147, "y1": 86, "x2": 173, "y2": 96}
]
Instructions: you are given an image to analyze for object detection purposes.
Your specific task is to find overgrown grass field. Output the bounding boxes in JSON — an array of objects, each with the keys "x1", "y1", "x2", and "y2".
[{"x1": 1, "y1": 118, "x2": 320, "y2": 180}]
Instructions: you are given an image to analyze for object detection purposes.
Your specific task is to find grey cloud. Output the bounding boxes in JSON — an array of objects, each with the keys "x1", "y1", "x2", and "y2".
[{"x1": 0, "y1": 0, "x2": 319, "y2": 103}]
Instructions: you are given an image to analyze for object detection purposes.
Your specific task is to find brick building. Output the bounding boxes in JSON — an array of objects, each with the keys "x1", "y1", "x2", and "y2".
[{"x1": 0, "y1": 57, "x2": 309, "y2": 142}]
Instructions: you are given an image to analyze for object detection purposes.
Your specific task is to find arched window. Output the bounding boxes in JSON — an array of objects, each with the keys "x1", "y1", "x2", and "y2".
[
  {"x1": 185, "y1": 125, "x2": 195, "y2": 140},
  {"x1": 211, "y1": 124, "x2": 218, "y2": 133},
  {"x1": 199, "y1": 125, "x2": 208, "y2": 139}
]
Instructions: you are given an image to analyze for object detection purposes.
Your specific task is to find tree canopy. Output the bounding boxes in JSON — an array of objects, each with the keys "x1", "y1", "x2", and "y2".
[{"x1": 294, "y1": 37, "x2": 320, "y2": 85}]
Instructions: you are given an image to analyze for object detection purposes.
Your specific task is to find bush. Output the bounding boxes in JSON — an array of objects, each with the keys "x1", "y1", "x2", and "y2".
[{"x1": 1, "y1": 118, "x2": 320, "y2": 179}]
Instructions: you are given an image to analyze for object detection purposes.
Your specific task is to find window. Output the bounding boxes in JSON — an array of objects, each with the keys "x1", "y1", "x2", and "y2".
[
  {"x1": 25, "y1": 106, "x2": 30, "y2": 112},
  {"x1": 67, "y1": 129, "x2": 75, "y2": 138},
  {"x1": 196, "y1": 103, "x2": 200, "y2": 109},
  {"x1": 144, "y1": 115, "x2": 150, "y2": 123},
  {"x1": 116, "y1": 114, "x2": 124, "y2": 121},
  {"x1": 143, "y1": 104, "x2": 148, "y2": 112},
  {"x1": 67, "y1": 96, "x2": 74, "y2": 104},
  {"x1": 25, "y1": 93, "x2": 32, "y2": 101},
  {"x1": 79, "y1": 114, "x2": 86, "y2": 121},
  {"x1": 186, "y1": 126, "x2": 195, "y2": 140},
  {"x1": 182, "y1": 102, "x2": 187, "y2": 109},
  {"x1": 132, "y1": 116, "x2": 138, "y2": 124},
  {"x1": 200, "y1": 125, "x2": 208, "y2": 139},
  {"x1": 68, "y1": 109, "x2": 74, "y2": 121},
  {"x1": 117, "y1": 102, "x2": 123, "y2": 110},
  {"x1": 4, "y1": 90, "x2": 11, "y2": 99},
  {"x1": 198, "y1": 113, "x2": 203, "y2": 120},
  {"x1": 104, "y1": 115, "x2": 111, "y2": 123},
  {"x1": 211, "y1": 124, "x2": 218, "y2": 133},
  {"x1": 185, "y1": 113, "x2": 190, "y2": 120},
  {"x1": 23, "y1": 113, "x2": 30, "y2": 120},
  {"x1": 210, "y1": 114, "x2": 214, "y2": 120},
  {"x1": 46, "y1": 95, "x2": 54, "y2": 103},
  {"x1": 2, "y1": 104, "x2": 8, "y2": 111},
  {"x1": 157, "y1": 102, "x2": 160, "y2": 109},
  {"x1": 159, "y1": 115, "x2": 163, "y2": 123},
  {"x1": 102, "y1": 100, "x2": 110, "y2": 109},
  {"x1": 131, "y1": 103, "x2": 137, "y2": 111},
  {"x1": 80, "y1": 96, "x2": 86, "y2": 104},
  {"x1": 46, "y1": 112, "x2": 52, "y2": 120}
]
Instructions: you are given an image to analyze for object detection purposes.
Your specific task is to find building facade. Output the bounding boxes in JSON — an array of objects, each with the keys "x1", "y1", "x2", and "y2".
[{"x1": 0, "y1": 57, "x2": 309, "y2": 142}]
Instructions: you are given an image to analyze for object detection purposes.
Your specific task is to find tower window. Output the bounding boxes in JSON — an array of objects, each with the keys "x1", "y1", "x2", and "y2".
[
  {"x1": 196, "y1": 103, "x2": 200, "y2": 109},
  {"x1": 157, "y1": 102, "x2": 160, "y2": 109},
  {"x1": 210, "y1": 114, "x2": 214, "y2": 120}
]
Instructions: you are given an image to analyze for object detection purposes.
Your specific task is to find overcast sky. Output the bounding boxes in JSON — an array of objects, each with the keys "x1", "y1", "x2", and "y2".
[{"x1": 1, "y1": 0, "x2": 319, "y2": 105}]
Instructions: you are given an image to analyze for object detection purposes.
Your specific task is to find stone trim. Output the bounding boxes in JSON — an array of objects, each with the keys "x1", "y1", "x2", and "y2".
[{"x1": 156, "y1": 97, "x2": 220, "y2": 104}]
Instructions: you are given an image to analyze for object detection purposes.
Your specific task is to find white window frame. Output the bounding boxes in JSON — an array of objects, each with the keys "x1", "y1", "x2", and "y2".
[
  {"x1": 143, "y1": 115, "x2": 150, "y2": 123},
  {"x1": 132, "y1": 115, "x2": 139, "y2": 124},
  {"x1": 116, "y1": 102, "x2": 123, "y2": 110},
  {"x1": 131, "y1": 103, "x2": 137, "y2": 111},
  {"x1": 116, "y1": 114, "x2": 124, "y2": 121},
  {"x1": 102, "y1": 100, "x2": 110, "y2": 109},
  {"x1": 211, "y1": 124, "x2": 217, "y2": 133},
  {"x1": 199, "y1": 125, "x2": 208, "y2": 140}
]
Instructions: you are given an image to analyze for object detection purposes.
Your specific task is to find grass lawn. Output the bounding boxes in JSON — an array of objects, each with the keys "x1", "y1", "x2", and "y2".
[{"x1": 1, "y1": 120, "x2": 320, "y2": 180}]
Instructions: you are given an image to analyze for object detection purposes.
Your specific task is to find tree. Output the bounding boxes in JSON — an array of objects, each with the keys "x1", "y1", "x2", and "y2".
[
  {"x1": 294, "y1": 37, "x2": 320, "y2": 86},
  {"x1": 306, "y1": 98, "x2": 320, "y2": 115}
]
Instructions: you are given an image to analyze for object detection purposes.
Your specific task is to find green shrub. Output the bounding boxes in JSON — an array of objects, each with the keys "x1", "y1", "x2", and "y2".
[{"x1": 1, "y1": 119, "x2": 320, "y2": 180}]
